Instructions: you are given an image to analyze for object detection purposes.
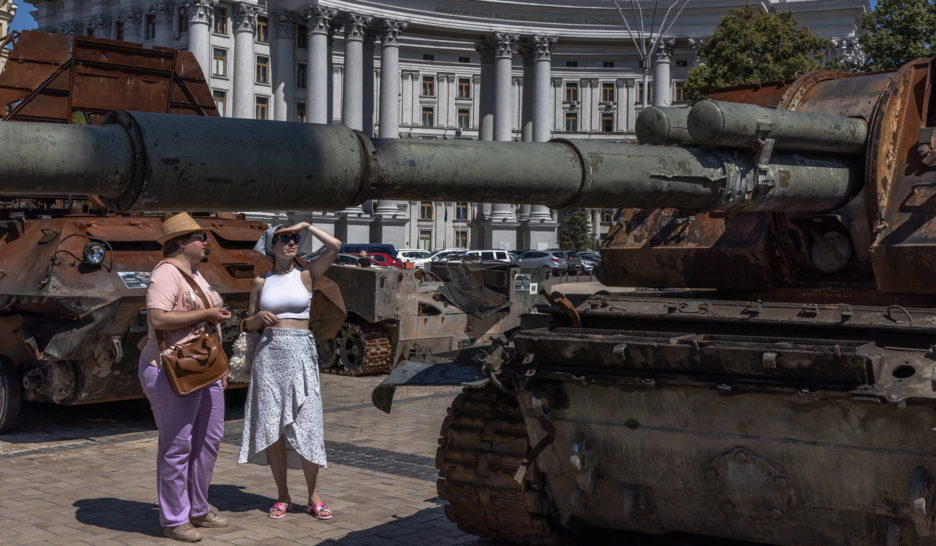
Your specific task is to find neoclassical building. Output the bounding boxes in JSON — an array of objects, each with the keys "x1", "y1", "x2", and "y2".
[
  {"x1": 26, "y1": 0, "x2": 868, "y2": 252},
  {"x1": 0, "y1": 0, "x2": 16, "y2": 72}
]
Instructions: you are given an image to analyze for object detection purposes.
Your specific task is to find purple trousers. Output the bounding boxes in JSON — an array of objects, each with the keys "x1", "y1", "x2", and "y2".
[{"x1": 139, "y1": 363, "x2": 225, "y2": 527}]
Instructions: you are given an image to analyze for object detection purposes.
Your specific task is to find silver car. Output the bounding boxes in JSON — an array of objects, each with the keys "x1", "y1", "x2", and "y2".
[{"x1": 516, "y1": 250, "x2": 568, "y2": 272}]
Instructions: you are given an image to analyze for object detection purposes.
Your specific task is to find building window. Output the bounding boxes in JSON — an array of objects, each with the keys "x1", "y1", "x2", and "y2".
[
  {"x1": 297, "y1": 25, "x2": 308, "y2": 48},
  {"x1": 255, "y1": 96, "x2": 269, "y2": 120},
  {"x1": 603, "y1": 61, "x2": 615, "y2": 68},
  {"x1": 676, "y1": 60, "x2": 688, "y2": 67},
  {"x1": 601, "y1": 82, "x2": 615, "y2": 102},
  {"x1": 256, "y1": 16, "x2": 268, "y2": 42},
  {"x1": 86, "y1": 26, "x2": 96, "y2": 37},
  {"x1": 114, "y1": 21, "x2": 124, "y2": 41},
  {"x1": 213, "y1": 90, "x2": 226, "y2": 116},
  {"x1": 566, "y1": 60, "x2": 578, "y2": 67},
  {"x1": 419, "y1": 230, "x2": 433, "y2": 251},
  {"x1": 457, "y1": 78, "x2": 471, "y2": 99},
  {"x1": 601, "y1": 209, "x2": 614, "y2": 223},
  {"x1": 144, "y1": 14, "x2": 156, "y2": 39},
  {"x1": 458, "y1": 56, "x2": 470, "y2": 63},
  {"x1": 601, "y1": 113, "x2": 614, "y2": 132},
  {"x1": 296, "y1": 63, "x2": 307, "y2": 88},
  {"x1": 457, "y1": 109, "x2": 470, "y2": 130},
  {"x1": 212, "y1": 48, "x2": 227, "y2": 77},
  {"x1": 455, "y1": 202, "x2": 469, "y2": 221},
  {"x1": 564, "y1": 82, "x2": 578, "y2": 102},
  {"x1": 637, "y1": 81, "x2": 653, "y2": 105},
  {"x1": 421, "y1": 76, "x2": 435, "y2": 97},
  {"x1": 177, "y1": 6, "x2": 188, "y2": 33},
  {"x1": 454, "y1": 230, "x2": 468, "y2": 248},
  {"x1": 213, "y1": 7, "x2": 227, "y2": 34},
  {"x1": 421, "y1": 107, "x2": 434, "y2": 127},
  {"x1": 256, "y1": 55, "x2": 270, "y2": 84},
  {"x1": 423, "y1": 54, "x2": 434, "y2": 61},
  {"x1": 419, "y1": 201, "x2": 434, "y2": 220},
  {"x1": 673, "y1": 81, "x2": 685, "y2": 103},
  {"x1": 564, "y1": 112, "x2": 578, "y2": 132},
  {"x1": 296, "y1": 101, "x2": 306, "y2": 122}
]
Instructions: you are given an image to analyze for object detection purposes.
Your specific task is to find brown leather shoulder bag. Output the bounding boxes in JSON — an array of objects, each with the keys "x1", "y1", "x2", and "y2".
[{"x1": 155, "y1": 263, "x2": 230, "y2": 395}]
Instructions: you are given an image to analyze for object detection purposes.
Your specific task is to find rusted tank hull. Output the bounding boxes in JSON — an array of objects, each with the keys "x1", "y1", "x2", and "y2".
[{"x1": 516, "y1": 383, "x2": 935, "y2": 545}]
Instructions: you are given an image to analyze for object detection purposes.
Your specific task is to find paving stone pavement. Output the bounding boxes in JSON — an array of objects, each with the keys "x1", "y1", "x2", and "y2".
[{"x1": 0, "y1": 375, "x2": 488, "y2": 545}]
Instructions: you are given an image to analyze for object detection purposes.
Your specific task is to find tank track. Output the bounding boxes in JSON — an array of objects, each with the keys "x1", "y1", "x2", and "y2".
[
  {"x1": 321, "y1": 322, "x2": 393, "y2": 376},
  {"x1": 436, "y1": 386, "x2": 555, "y2": 544}
]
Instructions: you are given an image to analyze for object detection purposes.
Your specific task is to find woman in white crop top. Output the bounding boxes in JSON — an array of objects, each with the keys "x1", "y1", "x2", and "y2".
[{"x1": 237, "y1": 221, "x2": 340, "y2": 521}]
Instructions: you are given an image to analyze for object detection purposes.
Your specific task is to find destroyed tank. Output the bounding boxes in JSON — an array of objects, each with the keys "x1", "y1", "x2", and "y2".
[
  {"x1": 317, "y1": 262, "x2": 552, "y2": 376},
  {"x1": 0, "y1": 31, "x2": 346, "y2": 432},
  {"x1": 3, "y1": 51, "x2": 936, "y2": 545}
]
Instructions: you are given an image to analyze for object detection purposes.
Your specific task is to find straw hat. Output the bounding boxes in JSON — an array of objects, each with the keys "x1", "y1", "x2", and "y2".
[{"x1": 157, "y1": 212, "x2": 204, "y2": 244}]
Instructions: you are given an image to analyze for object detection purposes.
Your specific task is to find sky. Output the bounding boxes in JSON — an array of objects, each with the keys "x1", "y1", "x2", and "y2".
[{"x1": 7, "y1": 0, "x2": 881, "y2": 34}]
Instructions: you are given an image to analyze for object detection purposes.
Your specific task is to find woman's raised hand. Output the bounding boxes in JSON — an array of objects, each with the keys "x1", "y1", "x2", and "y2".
[{"x1": 258, "y1": 310, "x2": 280, "y2": 327}]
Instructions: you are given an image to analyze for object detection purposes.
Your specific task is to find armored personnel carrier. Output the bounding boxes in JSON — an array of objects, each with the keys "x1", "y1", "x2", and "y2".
[{"x1": 3, "y1": 50, "x2": 936, "y2": 544}]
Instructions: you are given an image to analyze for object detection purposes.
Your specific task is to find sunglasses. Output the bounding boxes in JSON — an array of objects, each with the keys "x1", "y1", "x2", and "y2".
[
  {"x1": 277, "y1": 234, "x2": 300, "y2": 245},
  {"x1": 184, "y1": 232, "x2": 207, "y2": 243}
]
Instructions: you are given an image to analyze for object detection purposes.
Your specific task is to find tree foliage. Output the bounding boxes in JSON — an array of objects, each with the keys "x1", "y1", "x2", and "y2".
[
  {"x1": 856, "y1": 0, "x2": 936, "y2": 72},
  {"x1": 557, "y1": 209, "x2": 594, "y2": 251},
  {"x1": 683, "y1": 5, "x2": 832, "y2": 102}
]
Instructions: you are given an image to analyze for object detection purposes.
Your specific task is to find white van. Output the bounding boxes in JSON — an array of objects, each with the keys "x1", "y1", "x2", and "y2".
[{"x1": 462, "y1": 249, "x2": 513, "y2": 263}]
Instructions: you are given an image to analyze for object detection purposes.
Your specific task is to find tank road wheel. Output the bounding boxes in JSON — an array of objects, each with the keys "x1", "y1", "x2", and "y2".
[
  {"x1": 436, "y1": 386, "x2": 555, "y2": 544},
  {"x1": 0, "y1": 356, "x2": 22, "y2": 433},
  {"x1": 325, "y1": 322, "x2": 394, "y2": 376},
  {"x1": 336, "y1": 323, "x2": 367, "y2": 375},
  {"x1": 316, "y1": 338, "x2": 339, "y2": 371}
]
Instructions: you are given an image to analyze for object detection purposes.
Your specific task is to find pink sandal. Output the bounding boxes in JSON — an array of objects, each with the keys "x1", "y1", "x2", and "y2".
[
  {"x1": 268, "y1": 501, "x2": 290, "y2": 519},
  {"x1": 306, "y1": 502, "x2": 333, "y2": 520}
]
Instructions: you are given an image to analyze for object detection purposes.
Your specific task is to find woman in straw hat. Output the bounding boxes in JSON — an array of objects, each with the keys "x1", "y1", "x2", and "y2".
[
  {"x1": 238, "y1": 221, "x2": 340, "y2": 520},
  {"x1": 138, "y1": 212, "x2": 232, "y2": 542}
]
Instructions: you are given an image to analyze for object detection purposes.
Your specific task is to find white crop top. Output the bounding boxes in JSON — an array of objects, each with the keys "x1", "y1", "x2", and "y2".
[{"x1": 258, "y1": 268, "x2": 313, "y2": 319}]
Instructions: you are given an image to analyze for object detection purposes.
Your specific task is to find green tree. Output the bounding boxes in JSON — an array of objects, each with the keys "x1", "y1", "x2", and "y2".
[
  {"x1": 855, "y1": 0, "x2": 936, "y2": 71},
  {"x1": 683, "y1": 5, "x2": 832, "y2": 102},
  {"x1": 557, "y1": 209, "x2": 594, "y2": 251}
]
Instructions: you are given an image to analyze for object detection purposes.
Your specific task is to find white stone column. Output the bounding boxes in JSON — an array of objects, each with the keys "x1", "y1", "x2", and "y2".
[
  {"x1": 187, "y1": 0, "x2": 215, "y2": 79},
  {"x1": 491, "y1": 32, "x2": 515, "y2": 142},
  {"x1": 625, "y1": 79, "x2": 637, "y2": 131},
  {"x1": 272, "y1": 12, "x2": 295, "y2": 121},
  {"x1": 305, "y1": 5, "x2": 335, "y2": 124},
  {"x1": 471, "y1": 74, "x2": 481, "y2": 129},
  {"x1": 552, "y1": 77, "x2": 562, "y2": 132},
  {"x1": 362, "y1": 28, "x2": 377, "y2": 137},
  {"x1": 475, "y1": 40, "x2": 495, "y2": 142},
  {"x1": 400, "y1": 71, "x2": 416, "y2": 127},
  {"x1": 652, "y1": 39, "x2": 673, "y2": 107},
  {"x1": 340, "y1": 12, "x2": 368, "y2": 131},
  {"x1": 152, "y1": 0, "x2": 174, "y2": 47},
  {"x1": 375, "y1": 18, "x2": 406, "y2": 216},
  {"x1": 232, "y1": 2, "x2": 258, "y2": 119},
  {"x1": 531, "y1": 35, "x2": 556, "y2": 143},
  {"x1": 438, "y1": 73, "x2": 453, "y2": 127}
]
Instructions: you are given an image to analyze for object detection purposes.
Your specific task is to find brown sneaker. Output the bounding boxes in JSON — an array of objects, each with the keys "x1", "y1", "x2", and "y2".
[
  {"x1": 163, "y1": 523, "x2": 202, "y2": 542},
  {"x1": 190, "y1": 506, "x2": 229, "y2": 528}
]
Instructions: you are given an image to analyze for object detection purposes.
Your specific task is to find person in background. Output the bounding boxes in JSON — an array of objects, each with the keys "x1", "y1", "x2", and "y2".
[
  {"x1": 139, "y1": 212, "x2": 232, "y2": 542},
  {"x1": 239, "y1": 222, "x2": 341, "y2": 520}
]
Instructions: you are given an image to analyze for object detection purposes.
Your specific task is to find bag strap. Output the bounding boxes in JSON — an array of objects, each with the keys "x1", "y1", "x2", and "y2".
[{"x1": 154, "y1": 260, "x2": 216, "y2": 352}]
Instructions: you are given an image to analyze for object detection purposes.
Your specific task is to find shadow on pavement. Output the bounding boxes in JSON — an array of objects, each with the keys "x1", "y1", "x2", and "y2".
[
  {"x1": 316, "y1": 505, "x2": 483, "y2": 546},
  {"x1": 73, "y1": 497, "x2": 162, "y2": 537},
  {"x1": 208, "y1": 483, "x2": 277, "y2": 515}
]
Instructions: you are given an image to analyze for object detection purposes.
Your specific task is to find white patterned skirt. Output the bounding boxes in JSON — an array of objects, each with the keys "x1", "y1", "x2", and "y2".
[{"x1": 237, "y1": 327, "x2": 327, "y2": 469}]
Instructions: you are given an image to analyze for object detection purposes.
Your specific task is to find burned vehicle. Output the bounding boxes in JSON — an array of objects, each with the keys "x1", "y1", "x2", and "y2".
[
  {"x1": 5, "y1": 48, "x2": 936, "y2": 545},
  {"x1": 0, "y1": 31, "x2": 345, "y2": 432},
  {"x1": 318, "y1": 262, "x2": 552, "y2": 375}
]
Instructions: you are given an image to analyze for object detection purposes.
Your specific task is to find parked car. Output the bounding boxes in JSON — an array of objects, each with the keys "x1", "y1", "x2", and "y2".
[
  {"x1": 516, "y1": 250, "x2": 568, "y2": 273},
  {"x1": 397, "y1": 249, "x2": 433, "y2": 269},
  {"x1": 428, "y1": 248, "x2": 467, "y2": 263},
  {"x1": 333, "y1": 253, "x2": 380, "y2": 267},
  {"x1": 365, "y1": 252, "x2": 405, "y2": 269},
  {"x1": 549, "y1": 250, "x2": 583, "y2": 273},
  {"x1": 341, "y1": 243, "x2": 398, "y2": 257},
  {"x1": 462, "y1": 249, "x2": 513, "y2": 263}
]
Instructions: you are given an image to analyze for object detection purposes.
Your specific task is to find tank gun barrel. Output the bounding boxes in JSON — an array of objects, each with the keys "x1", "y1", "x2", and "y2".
[{"x1": 0, "y1": 111, "x2": 861, "y2": 213}]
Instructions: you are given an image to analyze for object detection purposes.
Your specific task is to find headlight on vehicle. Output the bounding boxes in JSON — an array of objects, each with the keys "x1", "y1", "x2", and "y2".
[{"x1": 83, "y1": 242, "x2": 106, "y2": 265}]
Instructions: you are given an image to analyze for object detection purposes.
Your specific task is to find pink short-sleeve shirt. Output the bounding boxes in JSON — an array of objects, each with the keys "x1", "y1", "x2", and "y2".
[{"x1": 139, "y1": 261, "x2": 223, "y2": 367}]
